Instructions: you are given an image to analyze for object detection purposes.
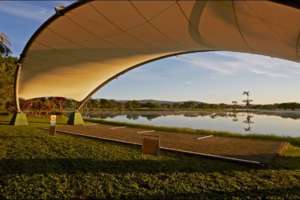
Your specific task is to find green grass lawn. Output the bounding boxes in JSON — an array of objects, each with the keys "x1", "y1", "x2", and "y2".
[{"x1": 0, "y1": 115, "x2": 300, "y2": 199}]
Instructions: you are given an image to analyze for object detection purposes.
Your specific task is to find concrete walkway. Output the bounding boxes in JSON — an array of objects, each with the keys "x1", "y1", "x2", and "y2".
[{"x1": 55, "y1": 124, "x2": 288, "y2": 165}]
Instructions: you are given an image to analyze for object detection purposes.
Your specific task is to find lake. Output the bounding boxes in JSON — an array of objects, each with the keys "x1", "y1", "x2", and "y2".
[{"x1": 90, "y1": 112, "x2": 300, "y2": 137}]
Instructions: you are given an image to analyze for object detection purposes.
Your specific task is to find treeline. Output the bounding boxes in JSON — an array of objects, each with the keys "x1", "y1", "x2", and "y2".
[
  {"x1": 85, "y1": 99, "x2": 236, "y2": 111},
  {"x1": 12, "y1": 98, "x2": 300, "y2": 114},
  {"x1": 0, "y1": 55, "x2": 16, "y2": 111},
  {"x1": 19, "y1": 97, "x2": 77, "y2": 115},
  {"x1": 0, "y1": 56, "x2": 78, "y2": 114},
  {"x1": 251, "y1": 103, "x2": 300, "y2": 110},
  {"x1": 85, "y1": 99, "x2": 300, "y2": 111}
]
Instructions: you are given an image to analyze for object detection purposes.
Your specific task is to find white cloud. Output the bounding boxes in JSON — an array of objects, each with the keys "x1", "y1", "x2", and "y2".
[
  {"x1": 248, "y1": 68, "x2": 289, "y2": 78},
  {"x1": 0, "y1": 1, "x2": 71, "y2": 22},
  {"x1": 184, "y1": 81, "x2": 192, "y2": 86},
  {"x1": 177, "y1": 51, "x2": 300, "y2": 78},
  {"x1": 179, "y1": 56, "x2": 240, "y2": 75}
]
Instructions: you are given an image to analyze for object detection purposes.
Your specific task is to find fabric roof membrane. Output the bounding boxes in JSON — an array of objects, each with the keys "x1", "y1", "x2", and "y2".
[{"x1": 19, "y1": 0, "x2": 300, "y2": 102}]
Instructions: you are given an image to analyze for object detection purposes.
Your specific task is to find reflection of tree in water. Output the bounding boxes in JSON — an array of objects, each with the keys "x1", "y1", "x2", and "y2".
[
  {"x1": 126, "y1": 114, "x2": 139, "y2": 120},
  {"x1": 141, "y1": 114, "x2": 160, "y2": 121},
  {"x1": 242, "y1": 91, "x2": 254, "y2": 131},
  {"x1": 209, "y1": 112, "x2": 229, "y2": 119},
  {"x1": 243, "y1": 112, "x2": 254, "y2": 132},
  {"x1": 210, "y1": 113, "x2": 218, "y2": 119},
  {"x1": 90, "y1": 113, "x2": 119, "y2": 119},
  {"x1": 232, "y1": 113, "x2": 238, "y2": 122},
  {"x1": 183, "y1": 113, "x2": 200, "y2": 117}
]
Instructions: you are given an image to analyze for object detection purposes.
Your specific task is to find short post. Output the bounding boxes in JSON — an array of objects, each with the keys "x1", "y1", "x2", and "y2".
[
  {"x1": 142, "y1": 134, "x2": 160, "y2": 155},
  {"x1": 49, "y1": 115, "x2": 56, "y2": 135}
]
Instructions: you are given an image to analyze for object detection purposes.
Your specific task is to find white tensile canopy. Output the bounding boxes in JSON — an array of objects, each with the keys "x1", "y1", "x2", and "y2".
[{"x1": 19, "y1": 0, "x2": 300, "y2": 105}]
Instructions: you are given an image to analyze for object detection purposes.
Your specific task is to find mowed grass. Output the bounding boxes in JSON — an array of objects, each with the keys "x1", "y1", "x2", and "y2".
[
  {"x1": 0, "y1": 115, "x2": 299, "y2": 199},
  {"x1": 0, "y1": 114, "x2": 69, "y2": 126}
]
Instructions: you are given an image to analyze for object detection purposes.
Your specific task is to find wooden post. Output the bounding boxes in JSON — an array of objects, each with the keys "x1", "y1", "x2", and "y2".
[{"x1": 142, "y1": 134, "x2": 160, "y2": 155}]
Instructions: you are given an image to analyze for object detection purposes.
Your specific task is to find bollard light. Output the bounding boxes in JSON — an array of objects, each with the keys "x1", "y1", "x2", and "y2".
[{"x1": 49, "y1": 115, "x2": 56, "y2": 136}]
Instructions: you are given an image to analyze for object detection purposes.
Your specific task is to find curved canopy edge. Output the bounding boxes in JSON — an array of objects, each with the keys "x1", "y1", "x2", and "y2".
[{"x1": 18, "y1": 0, "x2": 300, "y2": 103}]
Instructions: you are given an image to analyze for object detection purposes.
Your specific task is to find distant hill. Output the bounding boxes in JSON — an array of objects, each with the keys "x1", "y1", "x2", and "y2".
[
  {"x1": 114, "y1": 99, "x2": 185, "y2": 104},
  {"x1": 100, "y1": 99, "x2": 206, "y2": 105}
]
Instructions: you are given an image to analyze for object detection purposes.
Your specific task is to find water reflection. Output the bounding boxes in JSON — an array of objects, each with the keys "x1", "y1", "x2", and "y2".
[
  {"x1": 243, "y1": 113, "x2": 254, "y2": 132},
  {"x1": 88, "y1": 111, "x2": 300, "y2": 137},
  {"x1": 232, "y1": 113, "x2": 238, "y2": 122}
]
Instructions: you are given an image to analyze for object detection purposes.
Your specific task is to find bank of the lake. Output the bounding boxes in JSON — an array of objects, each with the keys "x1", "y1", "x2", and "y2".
[
  {"x1": 85, "y1": 118, "x2": 300, "y2": 147},
  {"x1": 86, "y1": 110, "x2": 300, "y2": 138},
  {"x1": 85, "y1": 109, "x2": 300, "y2": 119}
]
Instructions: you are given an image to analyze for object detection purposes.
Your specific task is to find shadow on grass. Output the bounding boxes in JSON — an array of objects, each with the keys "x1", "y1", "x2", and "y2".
[
  {"x1": 121, "y1": 188, "x2": 300, "y2": 199},
  {"x1": 0, "y1": 135, "x2": 44, "y2": 140},
  {"x1": 0, "y1": 155, "x2": 299, "y2": 175},
  {"x1": 0, "y1": 158, "x2": 258, "y2": 175},
  {"x1": 0, "y1": 115, "x2": 68, "y2": 125},
  {"x1": 0, "y1": 119, "x2": 10, "y2": 125},
  {"x1": 272, "y1": 156, "x2": 300, "y2": 170}
]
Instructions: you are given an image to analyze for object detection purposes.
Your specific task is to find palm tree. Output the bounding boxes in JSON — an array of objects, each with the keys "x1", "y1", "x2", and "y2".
[
  {"x1": 242, "y1": 91, "x2": 253, "y2": 107},
  {"x1": 0, "y1": 32, "x2": 12, "y2": 56}
]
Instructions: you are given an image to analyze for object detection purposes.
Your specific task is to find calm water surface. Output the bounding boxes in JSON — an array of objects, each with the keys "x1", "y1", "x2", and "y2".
[{"x1": 92, "y1": 112, "x2": 300, "y2": 137}]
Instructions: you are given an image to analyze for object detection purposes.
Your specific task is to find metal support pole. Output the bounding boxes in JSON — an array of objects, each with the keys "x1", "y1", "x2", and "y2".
[
  {"x1": 10, "y1": 63, "x2": 28, "y2": 126},
  {"x1": 77, "y1": 96, "x2": 90, "y2": 112},
  {"x1": 14, "y1": 63, "x2": 22, "y2": 113}
]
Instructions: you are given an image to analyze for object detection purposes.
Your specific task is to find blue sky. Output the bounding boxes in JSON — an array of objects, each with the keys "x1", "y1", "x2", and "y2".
[{"x1": 1, "y1": 1, "x2": 300, "y2": 104}]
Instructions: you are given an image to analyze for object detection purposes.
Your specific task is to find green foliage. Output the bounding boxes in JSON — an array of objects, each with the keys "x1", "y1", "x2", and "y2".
[
  {"x1": 252, "y1": 102, "x2": 300, "y2": 110},
  {"x1": 0, "y1": 32, "x2": 12, "y2": 56},
  {"x1": 21, "y1": 97, "x2": 78, "y2": 114},
  {"x1": 84, "y1": 99, "x2": 239, "y2": 112},
  {"x1": 0, "y1": 55, "x2": 17, "y2": 111},
  {"x1": 84, "y1": 99, "x2": 300, "y2": 112},
  {"x1": 0, "y1": 124, "x2": 299, "y2": 199}
]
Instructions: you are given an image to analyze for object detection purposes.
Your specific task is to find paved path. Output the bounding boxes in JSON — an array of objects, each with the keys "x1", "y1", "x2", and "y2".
[{"x1": 55, "y1": 124, "x2": 288, "y2": 165}]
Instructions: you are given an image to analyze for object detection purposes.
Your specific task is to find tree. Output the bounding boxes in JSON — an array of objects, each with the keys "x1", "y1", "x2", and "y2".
[
  {"x1": 0, "y1": 56, "x2": 17, "y2": 111},
  {"x1": 242, "y1": 91, "x2": 253, "y2": 107},
  {"x1": 0, "y1": 33, "x2": 12, "y2": 56},
  {"x1": 232, "y1": 101, "x2": 238, "y2": 109}
]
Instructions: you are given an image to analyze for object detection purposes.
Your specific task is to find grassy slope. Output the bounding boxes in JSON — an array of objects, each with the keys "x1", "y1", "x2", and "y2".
[{"x1": 0, "y1": 117, "x2": 299, "y2": 198}]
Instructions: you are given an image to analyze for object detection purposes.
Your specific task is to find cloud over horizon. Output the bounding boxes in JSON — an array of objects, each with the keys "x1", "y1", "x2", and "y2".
[{"x1": 177, "y1": 51, "x2": 300, "y2": 79}]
